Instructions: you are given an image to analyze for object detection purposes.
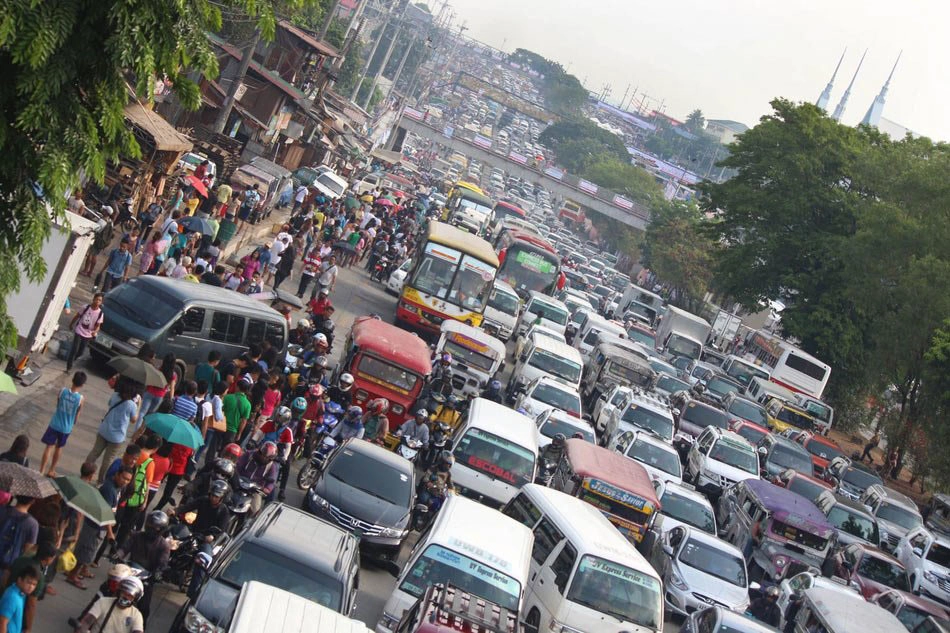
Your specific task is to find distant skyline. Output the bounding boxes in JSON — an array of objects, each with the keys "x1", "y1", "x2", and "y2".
[{"x1": 446, "y1": 0, "x2": 949, "y2": 140}]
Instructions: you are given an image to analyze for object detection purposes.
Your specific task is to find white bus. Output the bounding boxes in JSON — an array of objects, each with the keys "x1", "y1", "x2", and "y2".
[{"x1": 745, "y1": 331, "x2": 831, "y2": 400}]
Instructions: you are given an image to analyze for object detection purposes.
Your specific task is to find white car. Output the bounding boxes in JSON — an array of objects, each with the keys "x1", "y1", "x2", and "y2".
[
  {"x1": 533, "y1": 408, "x2": 595, "y2": 448},
  {"x1": 592, "y1": 384, "x2": 632, "y2": 426},
  {"x1": 384, "y1": 259, "x2": 411, "y2": 295},
  {"x1": 178, "y1": 152, "x2": 217, "y2": 186},
  {"x1": 685, "y1": 427, "x2": 760, "y2": 496},
  {"x1": 653, "y1": 480, "x2": 717, "y2": 536},
  {"x1": 609, "y1": 430, "x2": 682, "y2": 484},
  {"x1": 776, "y1": 571, "x2": 861, "y2": 629},
  {"x1": 649, "y1": 525, "x2": 752, "y2": 616},
  {"x1": 513, "y1": 322, "x2": 566, "y2": 359},
  {"x1": 514, "y1": 375, "x2": 583, "y2": 420},
  {"x1": 895, "y1": 525, "x2": 950, "y2": 605}
]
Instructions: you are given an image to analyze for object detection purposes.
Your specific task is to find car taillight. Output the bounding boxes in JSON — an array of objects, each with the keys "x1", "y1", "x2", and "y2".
[{"x1": 354, "y1": 390, "x2": 368, "y2": 401}]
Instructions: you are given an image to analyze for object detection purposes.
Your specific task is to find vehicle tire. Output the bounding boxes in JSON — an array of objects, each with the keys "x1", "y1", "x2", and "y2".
[
  {"x1": 175, "y1": 361, "x2": 188, "y2": 384},
  {"x1": 297, "y1": 463, "x2": 318, "y2": 490},
  {"x1": 524, "y1": 609, "x2": 541, "y2": 633}
]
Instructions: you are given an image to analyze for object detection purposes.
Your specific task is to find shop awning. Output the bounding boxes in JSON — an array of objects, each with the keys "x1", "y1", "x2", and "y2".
[{"x1": 123, "y1": 103, "x2": 193, "y2": 152}]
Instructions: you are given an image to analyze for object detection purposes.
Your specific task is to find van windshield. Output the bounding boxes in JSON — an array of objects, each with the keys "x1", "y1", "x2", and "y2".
[
  {"x1": 443, "y1": 339, "x2": 495, "y2": 373},
  {"x1": 567, "y1": 555, "x2": 662, "y2": 629},
  {"x1": 455, "y1": 428, "x2": 535, "y2": 487},
  {"x1": 488, "y1": 288, "x2": 520, "y2": 315},
  {"x1": 529, "y1": 349, "x2": 581, "y2": 384},
  {"x1": 728, "y1": 400, "x2": 768, "y2": 426},
  {"x1": 725, "y1": 361, "x2": 770, "y2": 386},
  {"x1": 400, "y1": 544, "x2": 521, "y2": 611},
  {"x1": 529, "y1": 301, "x2": 568, "y2": 326},
  {"x1": 621, "y1": 405, "x2": 673, "y2": 441},
  {"x1": 104, "y1": 283, "x2": 183, "y2": 330}
]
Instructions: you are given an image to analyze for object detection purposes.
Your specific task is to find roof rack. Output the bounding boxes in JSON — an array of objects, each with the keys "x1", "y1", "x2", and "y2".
[{"x1": 430, "y1": 583, "x2": 517, "y2": 633}]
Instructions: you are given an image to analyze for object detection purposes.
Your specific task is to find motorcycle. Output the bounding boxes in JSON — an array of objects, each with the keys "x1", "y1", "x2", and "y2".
[
  {"x1": 421, "y1": 421, "x2": 451, "y2": 469},
  {"x1": 412, "y1": 479, "x2": 453, "y2": 532},
  {"x1": 371, "y1": 254, "x2": 392, "y2": 282},
  {"x1": 164, "y1": 518, "x2": 229, "y2": 594},
  {"x1": 396, "y1": 435, "x2": 424, "y2": 462},
  {"x1": 227, "y1": 477, "x2": 261, "y2": 535},
  {"x1": 534, "y1": 459, "x2": 557, "y2": 486},
  {"x1": 297, "y1": 435, "x2": 338, "y2": 489}
]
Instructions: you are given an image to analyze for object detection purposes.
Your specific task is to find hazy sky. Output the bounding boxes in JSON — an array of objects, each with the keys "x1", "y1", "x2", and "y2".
[{"x1": 446, "y1": 0, "x2": 949, "y2": 140}]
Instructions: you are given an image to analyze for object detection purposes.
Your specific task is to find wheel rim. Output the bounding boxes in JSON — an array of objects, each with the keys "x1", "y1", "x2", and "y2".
[{"x1": 298, "y1": 466, "x2": 317, "y2": 489}]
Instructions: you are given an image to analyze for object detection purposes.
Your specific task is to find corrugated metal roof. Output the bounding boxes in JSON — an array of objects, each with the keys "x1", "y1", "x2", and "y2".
[{"x1": 123, "y1": 103, "x2": 193, "y2": 152}]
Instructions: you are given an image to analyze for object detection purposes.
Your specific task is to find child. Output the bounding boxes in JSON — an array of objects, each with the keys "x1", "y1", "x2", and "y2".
[
  {"x1": 39, "y1": 372, "x2": 87, "y2": 476},
  {"x1": 0, "y1": 564, "x2": 39, "y2": 633}
]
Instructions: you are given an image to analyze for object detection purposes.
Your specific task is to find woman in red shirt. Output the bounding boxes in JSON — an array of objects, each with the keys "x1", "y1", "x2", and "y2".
[{"x1": 153, "y1": 443, "x2": 193, "y2": 510}]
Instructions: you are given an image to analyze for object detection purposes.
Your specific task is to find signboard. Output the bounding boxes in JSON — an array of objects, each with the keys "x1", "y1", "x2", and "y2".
[
  {"x1": 515, "y1": 249, "x2": 557, "y2": 274},
  {"x1": 613, "y1": 195, "x2": 633, "y2": 210},
  {"x1": 578, "y1": 179, "x2": 598, "y2": 195},
  {"x1": 583, "y1": 477, "x2": 649, "y2": 510}
]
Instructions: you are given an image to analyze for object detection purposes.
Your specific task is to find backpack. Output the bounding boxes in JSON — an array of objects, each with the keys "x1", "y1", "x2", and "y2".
[
  {"x1": 127, "y1": 457, "x2": 153, "y2": 508},
  {"x1": 194, "y1": 399, "x2": 208, "y2": 428},
  {"x1": 0, "y1": 512, "x2": 27, "y2": 567}
]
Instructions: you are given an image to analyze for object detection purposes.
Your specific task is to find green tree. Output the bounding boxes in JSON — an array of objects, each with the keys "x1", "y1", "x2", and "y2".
[
  {"x1": 0, "y1": 0, "x2": 314, "y2": 349},
  {"x1": 642, "y1": 202, "x2": 717, "y2": 311},
  {"x1": 685, "y1": 109, "x2": 705, "y2": 132}
]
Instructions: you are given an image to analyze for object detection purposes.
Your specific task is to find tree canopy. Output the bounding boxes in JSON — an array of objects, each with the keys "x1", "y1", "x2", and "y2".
[{"x1": 508, "y1": 48, "x2": 587, "y2": 115}]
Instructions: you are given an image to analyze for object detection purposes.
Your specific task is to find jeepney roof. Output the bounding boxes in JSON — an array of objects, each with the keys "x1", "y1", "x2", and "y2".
[
  {"x1": 805, "y1": 587, "x2": 905, "y2": 633},
  {"x1": 744, "y1": 479, "x2": 833, "y2": 539},
  {"x1": 351, "y1": 316, "x2": 432, "y2": 377},
  {"x1": 440, "y1": 320, "x2": 506, "y2": 359},
  {"x1": 564, "y1": 439, "x2": 660, "y2": 508},
  {"x1": 597, "y1": 343, "x2": 655, "y2": 370}
]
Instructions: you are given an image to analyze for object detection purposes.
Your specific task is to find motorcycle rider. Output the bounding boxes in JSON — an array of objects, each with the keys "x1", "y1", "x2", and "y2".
[
  {"x1": 362, "y1": 398, "x2": 390, "y2": 443},
  {"x1": 184, "y1": 457, "x2": 237, "y2": 504},
  {"x1": 177, "y1": 480, "x2": 231, "y2": 598},
  {"x1": 257, "y1": 406, "x2": 295, "y2": 500},
  {"x1": 481, "y1": 379, "x2": 505, "y2": 404},
  {"x1": 749, "y1": 585, "x2": 782, "y2": 627},
  {"x1": 325, "y1": 372, "x2": 354, "y2": 410},
  {"x1": 332, "y1": 405, "x2": 365, "y2": 440},
  {"x1": 397, "y1": 409, "x2": 431, "y2": 446},
  {"x1": 74, "y1": 576, "x2": 145, "y2": 633},
  {"x1": 539, "y1": 433, "x2": 568, "y2": 467},
  {"x1": 417, "y1": 450, "x2": 454, "y2": 514},
  {"x1": 305, "y1": 354, "x2": 331, "y2": 389},
  {"x1": 288, "y1": 318, "x2": 312, "y2": 346},
  {"x1": 432, "y1": 394, "x2": 462, "y2": 430},
  {"x1": 114, "y1": 511, "x2": 171, "y2": 623},
  {"x1": 234, "y1": 441, "x2": 278, "y2": 513},
  {"x1": 308, "y1": 286, "x2": 332, "y2": 323}
]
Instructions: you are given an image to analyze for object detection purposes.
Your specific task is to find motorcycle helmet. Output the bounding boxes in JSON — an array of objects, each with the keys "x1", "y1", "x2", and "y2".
[
  {"x1": 369, "y1": 398, "x2": 389, "y2": 414},
  {"x1": 446, "y1": 394, "x2": 459, "y2": 408},
  {"x1": 309, "y1": 384, "x2": 324, "y2": 398},
  {"x1": 315, "y1": 355, "x2": 330, "y2": 369},
  {"x1": 118, "y1": 576, "x2": 144, "y2": 600},
  {"x1": 296, "y1": 318, "x2": 311, "y2": 329},
  {"x1": 145, "y1": 510, "x2": 169, "y2": 533},
  {"x1": 108, "y1": 563, "x2": 132, "y2": 582},
  {"x1": 222, "y1": 442, "x2": 243, "y2": 462},
  {"x1": 440, "y1": 352, "x2": 452, "y2": 365},
  {"x1": 258, "y1": 441, "x2": 278, "y2": 460},
  {"x1": 292, "y1": 396, "x2": 307, "y2": 413},
  {"x1": 312, "y1": 333, "x2": 328, "y2": 347},
  {"x1": 551, "y1": 433, "x2": 567, "y2": 449},
  {"x1": 319, "y1": 287, "x2": 330, "y2": 296},
  {"x1": 415, "y1": 408, "x2": 428, "y2": 420},
  {"x1": 345, "y1": 405, "x2": 363, "y2": 419},
  {"x1": 323, "y1": 320, "x2": 335, "y2": 332},
  {"x1": 276, "y1": 405, "x2": 292, "y2": 424},
  {"x1": 765, "y1": 586, "x2": 780, "y2": 600},
  {"x1": 213, "y1": 458, "x2": 236, "y2": 479},
  {"x1": 209, "y1": 479, "x2": 230, "y2": 500},
  {"x1": 339, "y1": 373, "x2": 354, "y2": 391},
  {"x1": 489, "y1": 379, "x2": 502, "y2": 392}
]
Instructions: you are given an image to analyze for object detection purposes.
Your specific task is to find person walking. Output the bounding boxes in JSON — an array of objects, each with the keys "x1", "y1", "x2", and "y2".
[
  {"x1": 96, "y1": 238, "x2": 132, "y2": 293},
  {"x1": 66, "y1": 466, "x2": 132, "y2": 590},
  {"x1": 86, "y1": 382, "x2": 140, "y2": 483},
  {"x1": 296, "y1": 245, "x2": 321, "y2": 298},
  {"x1": 221, "y1": 381, "x2": 252, "y2": 449},
  {"x1": 862, "y1": 430, "x2": 882, "y2": 463},
  {"x1": 65, "y1": 293, "x2": 104, "y2": 372},
  {"x1": 272, "y1": 238, "x2": 297, "y2": 291},
  {"x1": 38, "y1": 371, "x2": 86, "y2": 476},
  {"x1": 312, "y1": 254, "x2": 338, "y2": 301}
]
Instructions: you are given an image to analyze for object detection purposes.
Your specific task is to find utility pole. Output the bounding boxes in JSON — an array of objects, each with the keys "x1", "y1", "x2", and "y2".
[
  {"x1": 362, "y1": 0, "x2": 411, "y2": 109},
  {"x1": 212, "y1": 28, "x2": 261, "y2": 134},
  {"x1": 387, "y1": 31, "x2": 419, "y2": 100},
  {"x1": 350, "y1": 0, "x2": 400, "y2": 101}
]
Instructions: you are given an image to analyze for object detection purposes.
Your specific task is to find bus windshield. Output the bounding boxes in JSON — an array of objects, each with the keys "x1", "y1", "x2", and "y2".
[
  {"x1": 410, "y1": 242, "x2": 496, "y2": 311},
  {"x1": 498, "y1": 245, "x2": 560, "y2": 296}
]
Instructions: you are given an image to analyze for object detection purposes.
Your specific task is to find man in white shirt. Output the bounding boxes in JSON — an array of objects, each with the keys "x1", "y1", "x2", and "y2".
[
  {"x1": 313, "y1": 255, "x2": 339, "y2": 300},
  {"x1": 293, "y1": 185, "x2": 308, "y2": 212}
]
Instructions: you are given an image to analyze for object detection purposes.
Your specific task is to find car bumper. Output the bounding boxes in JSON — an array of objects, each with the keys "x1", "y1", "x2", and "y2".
[{"x1": 919, "y1": 580, "x2": 950, "y2": 607}]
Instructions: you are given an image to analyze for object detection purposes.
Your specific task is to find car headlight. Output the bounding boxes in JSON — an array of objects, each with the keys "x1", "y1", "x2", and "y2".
[
  {"x1": 184, "y1": 606, "x2": 226, "y2": 633},
  {"x1": 669, "y1": 568, "x2": 688, "y2": 590},
  {"x1": 126, "y1": 337, "x2": 146, "y2": 349},
  {"x1": 378, "y1": 526, "x2": 406, "y2": 539},
  {"x1": 391, "y1": 404, "x2": 404, "y2": 415},
  {"x1": 924, "y1": 570, "x2": 938, "y2": 583},
  {"x1": 549, "y1": 621, "x2": 584, "y2": 633},
  {"x1": 308, "y1": 489, "x2": 330, "y2": 509}
]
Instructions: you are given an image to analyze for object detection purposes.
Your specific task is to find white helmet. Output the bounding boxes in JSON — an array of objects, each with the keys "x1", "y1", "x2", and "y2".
[
  {"x1": 339, "y1": 373, "x2": 354, "y2": 390},
  {"x1": 313, "y1": 333, "x2": 328, "y2": 346},
  {"x1": 297, "y1": 318, "x2": 311, "y2": 329}
]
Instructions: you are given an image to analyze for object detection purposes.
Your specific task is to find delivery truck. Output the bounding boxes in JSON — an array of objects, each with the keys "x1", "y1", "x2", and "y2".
[{"x1": 655, "y1": 306, "x2": 711, "y2": 362}]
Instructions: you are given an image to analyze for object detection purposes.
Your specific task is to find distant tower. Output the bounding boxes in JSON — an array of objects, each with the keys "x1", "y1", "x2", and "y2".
[
  {"x1": 817, "y1": 48, "x2": 847, "y2": 112},
  {"x1": 861, "y1": 51, "x2": 902, "y2": 127},
  {"x1": 832, "y1": 49, "x2": 867, "y2": 122}
]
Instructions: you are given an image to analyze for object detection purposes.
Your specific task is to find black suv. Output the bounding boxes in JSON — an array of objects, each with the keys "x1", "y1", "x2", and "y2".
[
  {"x1": 172, "y1": 502, "x2": 360, "y2": 632},
  {"x1": 303, "y1": 438, "x2": 415, "y2": 562}
]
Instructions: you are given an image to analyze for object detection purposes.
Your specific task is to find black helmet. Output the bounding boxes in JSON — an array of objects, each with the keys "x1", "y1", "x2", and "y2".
[
  {"x1": 209, "y1": 479, "x2": 230, "y2": 499},
  {"x1": 213, "y1": 458, "x2": 236, "y2": 479},
  {"x1": 145, "y1": 510, "x2": 169, "y2": 533},
  {"x1": 551, "y1": 433, "x2": 567, "y2": 448}
]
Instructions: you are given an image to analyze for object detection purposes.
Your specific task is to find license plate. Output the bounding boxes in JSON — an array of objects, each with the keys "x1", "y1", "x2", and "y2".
[{"x1": 96, "y1": 333, "x2": 114, "y2": 349}]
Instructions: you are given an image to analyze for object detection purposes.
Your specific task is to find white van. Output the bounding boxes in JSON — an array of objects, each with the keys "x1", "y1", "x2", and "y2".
[
  {"x1": 312, "y1": 169, "x2": 348, "y2": 200},
  {"x1": 574, "y1": 312, "x2": 626, "y2": 358},
  {"x1": 482, "y1": 280, "x2": 521, "y2": 342},
  {"x1": 510, "y1": 334, "x2": 584, "y2": 391},
  {"x1": 502, "y1": 484, "x2": 664, "y2": 633},
  {"x1": 515, "y1": 292, "x2": 570, "y2": 337},
  {"x1": 451, "y1": 398, "x2": 539, "y2": 509},
  {"x1": 375, "y1": 495, "x2": 533, "y2": 632},
  {"x1": 231, "y1": 581, "x2": 371, "y2": 633}
]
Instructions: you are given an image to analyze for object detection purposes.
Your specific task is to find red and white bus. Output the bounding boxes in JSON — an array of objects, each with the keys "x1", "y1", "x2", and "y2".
[{"x1": 745, "y1": 331, "x2": 832, "y2": 400}]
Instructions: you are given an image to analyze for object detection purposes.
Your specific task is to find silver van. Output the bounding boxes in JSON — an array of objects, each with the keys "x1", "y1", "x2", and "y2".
[{"x1": 91, "y1": 276, "x2": 287, "y2": 376}]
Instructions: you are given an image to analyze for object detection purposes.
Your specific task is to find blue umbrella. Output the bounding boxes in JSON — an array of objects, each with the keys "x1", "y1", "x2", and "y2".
[{"x1": 144, "y1": 413, "x2": 203, "y2": 449}]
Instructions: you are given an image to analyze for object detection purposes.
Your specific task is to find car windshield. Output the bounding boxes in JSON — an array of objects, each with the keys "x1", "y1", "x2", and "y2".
[
  {"x1": 788, "y1": 477, "x2": 826, "y2": 502},
  {"x1": 725, "y1": 361, "x2": 770, "y2": 386},
  {"x1": 356, "y1": 355, "x2": 420, "y2": 394},
  {"x1": 858, "y1": 555, "x2": 909, "y2": 591},
  {"x1": 531, "y1": 383, "x2": 581, "y2": 416},
  {"x1": 627, "y1": 440, "x2": 681, "y2": 479},
  {"x1": 627, "y1": 328, "x2": 656, "y2": 348},
  {"x1": 843, "y1": 467, "x2": 882, "y2": 492},
  {"x1": 219, "y1": 542, "x2": 343, "y2": 610},
  {"x1": 540, "y1": 417, "x2": 594, "y2": 443},
  {"x1": 706, "y1": 377, "x2": 741, "y2": 398},
  {"x1": 454, "y1": 427, "x2": 535, "y2": 486},
  {"x1": 771, "y1": 444, "x2": 814, "y2": 473},
  {"x1": 316, "y1": 173, "x2": 345, "y2": 197},
  {"x1": 566, "y1": 555, "x2": 662, "y2": 629},
  {"x1": 679, "y1": 538, "x2": 747, "y2": 587},
  {"x1": 104, "y1": 282, "x2": 183, "y2": 331},
  {"x1": 926, "y1": 542, "x2": 950, "y2": 567},
  {"x1": 327, "y1": 447, "x2": 412, "y2": 506},
  {"x1": 657, "y1": 375, "x2": 690, "y2": 395},
  {"x1": 668, "y1": 335, "x2": 701, "y2": 360},
  {"x1": 729, "y1": 400, "x2": 769, "y2": 426},
  {"x1": 661, "y1": 493, "x2": 716, "y2": 533},
  {"x1": 529, "y1": 301, "x2": 569, "y2": 326},
  {"x1": 875, "y1": 504, "x2": 922, "y2": 531},
  {"x1": 735, "y1": 425, "x2": 769, "y2": 446},
  {"x1": 621, "y1": 405, "x2": 673, "y2": 441},
  {"x1": 804, "y1": 439, "x2": 844, "y2": 462},
  {"x1": 488, "y1": 288, "x2": 520, "y2": 315},
  {"x1": 400, "y1": 544, "x2": 521, "y2": 611},
  {"x1": 709, "y1": 440, "x2": 758, "y2": 474},
  {"x1": 443, "y1": 339, "x2": 496, "y2": 373},
  {"x1": 827, "y1": 507, "x2": 879, "y2": 542},
  {"x1": 683, "y1": 403, "x2": 729, "y2": 430},
  {"x1": 529, "y1": 349, "x2": 582, "y2": 384}
]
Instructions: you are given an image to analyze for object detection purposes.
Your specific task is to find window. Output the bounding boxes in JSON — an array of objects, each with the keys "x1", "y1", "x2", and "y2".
[
  {"x1": 503, "y1": 494, "x2": 542, "y2": 528},
  {"x1": 180, "y1": 307, "x2": 205, "y2": 333},
  {"x1": 785, "y1": 353, "x2": 827, "y2": 382},
  {"x1": 532, "y1": 518, "x2": 564, "y2": 564},
  {"x1": 246, "y1": 319, "x2": 267, "y2": 346},
  {"x1": 264, "y1": 322, "x2": 285, "y2": 349},
  {"x1": 210, "y1": 312, "x2": 245, "y2": 344},
  {"x1": 551, "y1": 543, "x2": 577, "y2": 594}
]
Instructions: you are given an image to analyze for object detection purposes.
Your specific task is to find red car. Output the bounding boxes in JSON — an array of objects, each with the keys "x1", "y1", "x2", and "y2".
[
  {"x1": 825, "y1": 542, "x2": 911, "y2": 600},
  {"x1": 775, "y1": 468, "x2": 832, "y2": 502},
  {"x1": 729, "y1": 419, "x2": 771, "y2": 446},
  {"x1": 798, "y1": 433, "x2": 845, "y2": 476},
  {"x1": 872, "y1": 588, "x2": 950, "y2": 631}
]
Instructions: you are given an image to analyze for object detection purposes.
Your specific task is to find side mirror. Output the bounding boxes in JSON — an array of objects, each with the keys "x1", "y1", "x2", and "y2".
[
  {"x1": 519, "y1": 352, "x2": 528, "y2": 363},
  {"x1": 750, "y1": 581, "x2": 761, "y2": 592},
  {"x1": 913, "y1": 546, "x2": 924, "y2": 557},
  {"x1": 172, "y1": 320, "x2": 185, "y2": 336}
]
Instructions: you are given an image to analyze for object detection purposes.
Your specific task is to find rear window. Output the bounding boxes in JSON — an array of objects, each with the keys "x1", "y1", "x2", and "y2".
[{"x1": 804, "y1": 439, "x2": 843, "y2": 462}]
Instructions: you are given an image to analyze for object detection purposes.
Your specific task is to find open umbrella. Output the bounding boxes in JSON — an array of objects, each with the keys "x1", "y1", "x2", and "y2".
[
  {"x1": 359, "y1": 194, "x2": 374, "y2": 203},
  {"x1": 0, "y1": 372, "x2": 16, "y2": 394},
  {"x1": 107, "y1": 356, "x2": 167, "y2": 388},
  {"x1": 185, "y1": 175, "x2": 209, "y2": 197},
  {"x1": 344, "y1": 196, "x2": 360, "y2": 210},
  {"x1": 144, "y1": 413, "x2": 204, "y2": 449},
  {"x1": 376, "y1": 198, "x2": 395, "y2": 208},
  {"x1": 52, "y1": 476, "x2": 116, "y2": 527},
  {"x1": 0, "y1": 463, "x2": 56, "y2": 498},
  {"x1": 179, "y1": 216, "x2": 217, "y2": 237},
  {"x1": 391, "y1": 190, "x2": 407, "y2": 199}
]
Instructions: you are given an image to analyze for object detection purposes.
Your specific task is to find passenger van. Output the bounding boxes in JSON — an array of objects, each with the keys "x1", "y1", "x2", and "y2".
[
  {"x1": 231, "y1": 582, "x2": 372, "y2": 633},
  {"x1": 502, "y1": 484, "x2": 664, "y2": 633},
  {"x1": 788, "y1": 586, "x2": 904, "y2": 633},
  {"x1": 515, "y1": 292, "x2": 569, "y2": 337},
  {"x1": 92, "y1": 276, "x2": 288, "y2": 375},
  {"x1": 574, "y1": 312, "x2": 626, "y2": 358},
  {"x1": 720, "y1": 355, "x2": 771, "y2": 388},
  {"x1": 435, "y1": 320, "x2": 506, "y2": 396},
  {"x1": 451, "y1": 398, "x2": 540, "y2": 509},
  {"x1": 481, "y1": 280, "x2": 521, "y2": 342},
  {"x1": 510, "y1": 334, "x2": 584, "y2": 390},
  {"x1": 376, "y1": 495, "x2": 533, "y2": 632}
]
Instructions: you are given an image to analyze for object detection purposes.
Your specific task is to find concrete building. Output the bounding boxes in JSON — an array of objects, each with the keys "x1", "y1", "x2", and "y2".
[{"x1": 704, "y1": 119, "x2": 749, "y2": 145}]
